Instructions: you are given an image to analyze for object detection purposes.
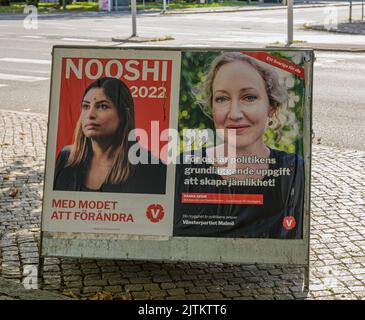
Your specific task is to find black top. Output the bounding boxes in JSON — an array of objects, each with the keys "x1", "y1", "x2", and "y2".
[
  {"x1": 53, "y1": 146, "x2": 166, "y2": 194},
  {"x1": 173, "y1": 147, "x2": 304, "y2": 239}
]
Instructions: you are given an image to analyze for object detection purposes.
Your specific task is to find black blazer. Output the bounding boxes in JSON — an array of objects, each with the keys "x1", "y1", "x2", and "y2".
[{"x1": 53, "y1": 146, "x2": 166, "y2": 194}]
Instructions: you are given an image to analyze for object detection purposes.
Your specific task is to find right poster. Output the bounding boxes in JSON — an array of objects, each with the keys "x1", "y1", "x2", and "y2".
[{"x1": 173, "y1": 50, "x2": 307, "y2": 239}]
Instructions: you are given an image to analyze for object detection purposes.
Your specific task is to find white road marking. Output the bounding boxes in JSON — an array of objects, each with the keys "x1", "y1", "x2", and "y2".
[
  {"x1": 317, "y1": 59, "x2": 337, "y2": 64},
  {"x1": 94, "y1": 29, "x2": 113, "y2": 32},
  {"x1": 314, "y1": 63, "x2": 365, "y2": 71},
  {"x1": 0, "y1": 68, "x2": 50, "y2": 75},
  {"x1": 55, "y1": 27, "x2": 77, "y2": 30},
  {"x1": 0, "y1": 58, "x2": 51, "y2": 65},
  {"x1": 0, "y1": 84, "x2": 8, "y2": 88},
  {"x1": 61, "y1": 38, "x2": 97, "y2": 42},
  {"x1": 20, "y1": 35, "x2": 45, "y2": 39},
  {"x1": 316, "y1": 53, "x2": 365, "y2": 60},
  {"x1": 0, "y1": 73, "x2": 48, "y2": 82}
]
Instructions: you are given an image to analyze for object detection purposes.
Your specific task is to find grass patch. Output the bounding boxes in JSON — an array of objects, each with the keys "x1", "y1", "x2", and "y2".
[
  {"x1": 268, "y1": 39, "x2": 308, "y2": 47},
  {"x1": 150, "y1": 34, "x2": 175, "y2": 41},
  {"x1": 0, "y1": 3, "x2": 28, "y2": 13},
  {"x1": 302, "y1": 23, "x2": 313, "y2": 30},
  {"x1": 63, "y1": 2, "x2": 99, "y2": 11},
  {"x1": 0, "y1": 2, "x2": 99, "y2": 14},
  {"x1": 0, "y1": 0, "x2": 254, "y2": 14},
  {"x1": 140, "y1": 0, "x2": 252, "y2": 10}
]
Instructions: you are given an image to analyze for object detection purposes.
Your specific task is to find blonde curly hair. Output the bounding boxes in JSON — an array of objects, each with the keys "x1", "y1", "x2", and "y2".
[{"x1": 196, "y1": 52, "x2": 289, "y2": 127}]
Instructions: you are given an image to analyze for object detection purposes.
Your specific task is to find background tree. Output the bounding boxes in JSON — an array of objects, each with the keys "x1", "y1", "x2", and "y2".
[
  {"x1": 26, "y1": 0, "x2": 40, "y2": 7},
  {"x1": 0, "y1": 0, "x2": 10, "y2": 6},
  {"x1": 58, "y1": 0, "x2": 73, "y2": 9}
]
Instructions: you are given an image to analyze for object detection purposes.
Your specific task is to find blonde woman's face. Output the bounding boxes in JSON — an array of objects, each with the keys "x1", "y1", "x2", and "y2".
[
  {"x1": 212, "y1": 61, "x2": 273, "y2": 151},
  {"x1": 81, "y1": 88, "x2": 120, "y2": 140}
]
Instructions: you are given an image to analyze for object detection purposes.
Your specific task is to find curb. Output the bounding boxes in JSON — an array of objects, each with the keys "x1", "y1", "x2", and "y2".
[
  {"x1": 112, "y1": 35, "x2": 175, "y2": 43},
  {"x1": 114, "y1": 41, "x2": 365, "y2": 52},
  {"x1": 161, "y1": 2, "x2": 362, "y2": 15},
  {"x1": 303, "y1": 24, "x2": 365, "y2": 37},
  {"x1": 267, "y1": 42, "x2": 365, "y2": 52}
]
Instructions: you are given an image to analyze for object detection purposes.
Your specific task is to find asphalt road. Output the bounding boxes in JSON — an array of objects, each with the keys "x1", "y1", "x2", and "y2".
[
  {"x1": 312, "y1": 52, "x2": 365, "y2": 151},
  {"x1": 1, "y1": 4, "x2": 365, "y2": 44},
  {"x1": 0, "y1": 5, "x2": 364, "y2": 150}
]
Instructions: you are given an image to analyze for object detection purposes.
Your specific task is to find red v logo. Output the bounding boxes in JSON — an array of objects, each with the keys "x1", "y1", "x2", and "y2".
[
  {"x1": 146, "y1": 204, "x2": 165, "y2": 223},
  {"x1": 150, "y1": 209, "x2": 161, "y2": 219},
  {"x1": 283, "y1": 216, "x2": 296, "y2": 231}
]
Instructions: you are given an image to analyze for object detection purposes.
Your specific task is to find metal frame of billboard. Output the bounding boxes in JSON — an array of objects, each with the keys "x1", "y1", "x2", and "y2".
[{"x1": 39, "y1": 45, "x2": 313, "y2": 288}]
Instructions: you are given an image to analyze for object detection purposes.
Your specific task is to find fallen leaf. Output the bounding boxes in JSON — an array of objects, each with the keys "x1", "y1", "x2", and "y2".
[
  {"x1": 113, "y1": 294, "x2": 131, "y2": 300},
  {"x1": 62, "y1": 290, "x2": 80, "y2": 299},
  {"x1": 98, "y1": 291, "x2": 113, "y2": 300},
  {"x1": 62, "y1": 290, "x2": 123, "y2": 300},
  {"x1": 85, "y1": 291, "x2": 113, "y2": 300},
  {"x1": 9, "y1": 187, "x2": 19, "y2": 198},
  {"x1": 3, "y1": 176, "x2": 10, "y2": 181},
  {"x1": 86, "y1": 293, "x2": 100, "y2": 300}
]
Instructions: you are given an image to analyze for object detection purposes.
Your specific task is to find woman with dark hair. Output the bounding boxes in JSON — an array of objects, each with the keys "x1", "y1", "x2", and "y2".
[
  {"x1": 54, "y1": 77, "x2": 166, "y2": 194},
  {"x1": 173, "y1": 52, "x2": 304, "y2": 239}
]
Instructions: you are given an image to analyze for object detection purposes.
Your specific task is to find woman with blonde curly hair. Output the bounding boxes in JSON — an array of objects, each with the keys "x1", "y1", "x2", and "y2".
[{"x1": 174, "y1": 52, "x2": 304, "y2": 239}]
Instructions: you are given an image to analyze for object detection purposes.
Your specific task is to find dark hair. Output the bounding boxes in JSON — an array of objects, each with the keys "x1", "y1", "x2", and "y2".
[{"x1": 68, "y1": 77, "x2": 135, "y2": 184}]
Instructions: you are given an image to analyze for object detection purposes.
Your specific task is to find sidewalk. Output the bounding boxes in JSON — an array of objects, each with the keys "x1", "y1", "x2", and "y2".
[
  {"x1": 0, "y1": 109, "x2": 364, "y2": 300},
  {"x1": 162, "y1": 1, "x2": 360, "y2": 15},
  {"x1": 0, "y1": 1, "x2": 360, "y2": 18}
]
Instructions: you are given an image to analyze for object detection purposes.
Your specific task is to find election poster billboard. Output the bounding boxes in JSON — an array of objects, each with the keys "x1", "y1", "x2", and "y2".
[
  {"x1": 42, "y1": 47, "x2": 181, "y2": 237},
  {"x1": 41, "y1": 46, "x2": 313, "y2": 266},
  {"x1": 174, "y1": 51, "x2": 307, "y2": 240}
]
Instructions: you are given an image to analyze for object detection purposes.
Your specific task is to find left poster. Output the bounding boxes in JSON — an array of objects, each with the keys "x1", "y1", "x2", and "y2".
[{"x1": 42, "y1": 47, "x2": 181, "y2": 236}]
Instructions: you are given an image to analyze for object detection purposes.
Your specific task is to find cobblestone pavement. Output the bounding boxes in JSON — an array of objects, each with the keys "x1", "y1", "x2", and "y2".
[{"x1": 0, "y1": 110, "x2": 364, "y2": 300}]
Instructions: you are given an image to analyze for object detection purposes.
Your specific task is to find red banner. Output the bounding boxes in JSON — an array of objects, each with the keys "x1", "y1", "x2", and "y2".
[{"x1": 243, "y1": 51, "x2": 305, "y2": 79}]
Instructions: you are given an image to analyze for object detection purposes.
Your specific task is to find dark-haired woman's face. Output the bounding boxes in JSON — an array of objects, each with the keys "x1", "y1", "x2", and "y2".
[{"x1": 81, "y1": 88, "x2": 120, "y2": 140}]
